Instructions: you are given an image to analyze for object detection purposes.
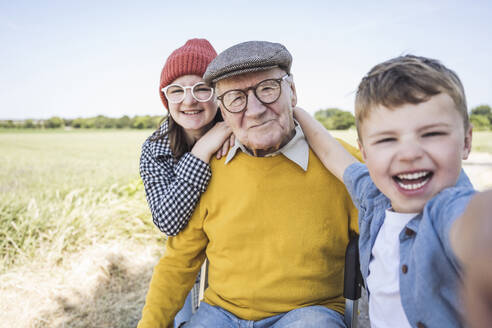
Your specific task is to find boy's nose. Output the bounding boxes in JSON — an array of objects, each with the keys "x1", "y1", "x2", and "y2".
[
  {"x1": 244, "y1": 90, "x2": 267, "y2": 119},
  {"x1": 397, "y1": 141, "x2": 425, "y2": 162}
]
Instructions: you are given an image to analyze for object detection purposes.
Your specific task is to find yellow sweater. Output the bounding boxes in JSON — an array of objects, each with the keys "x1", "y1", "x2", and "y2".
[{"x1": 139, "y1": 145, "x2": 359, "y2": 328}]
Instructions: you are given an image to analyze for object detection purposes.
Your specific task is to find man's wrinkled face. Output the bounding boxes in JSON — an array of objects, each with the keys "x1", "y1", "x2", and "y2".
[{"x1": 216, "y1": 68, "x2": 297, "y2": 156}]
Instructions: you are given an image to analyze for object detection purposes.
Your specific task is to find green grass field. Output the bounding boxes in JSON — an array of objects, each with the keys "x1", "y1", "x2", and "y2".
[
  {"x1": 470, "y1": 130, "x2": 492, "y2": 153},
  {"x1": 0, "y1": 130, "x2": 165, "y2": 271}
]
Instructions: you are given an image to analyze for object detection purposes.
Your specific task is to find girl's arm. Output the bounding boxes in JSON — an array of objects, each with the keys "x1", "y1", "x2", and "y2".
[
  {"x1": 191, "y1": 121, "x2": 232, "y2": 162},
  {"x1": 294, "y1": 107, "x2": 358, "y2": 182},
  {"x1": 140, "y1": 141, "x2": 209, "y2": 236},
  {"x1": 140, "y1": 123, "x2": 232, "y2": 236}
]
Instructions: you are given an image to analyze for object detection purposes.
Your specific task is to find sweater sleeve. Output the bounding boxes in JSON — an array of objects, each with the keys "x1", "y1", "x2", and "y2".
[
  {"x1": 138, "y1": 207, "x2": 208, "y2": 328},
  {"x1": 140, "y1": 139, "x2": 212, "y2": 236}
]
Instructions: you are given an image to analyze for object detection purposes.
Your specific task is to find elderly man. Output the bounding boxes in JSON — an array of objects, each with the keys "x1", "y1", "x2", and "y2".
[{"x1": 138, "y1": 41, "x2": 359, "y2": 328}]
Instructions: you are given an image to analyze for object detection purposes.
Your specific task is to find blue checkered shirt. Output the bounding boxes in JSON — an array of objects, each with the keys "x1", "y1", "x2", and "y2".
[{"x1": 140, "y1": 120, "x2": 212, "y2": 236}]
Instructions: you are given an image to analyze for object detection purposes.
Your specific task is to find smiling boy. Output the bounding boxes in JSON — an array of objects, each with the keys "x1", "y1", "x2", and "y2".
[
  {"x1": 295, "y1": 55, "x2": 477, "y2": 327},
  {"x1": 358, "y1": 91, "x2": 471, "y2": 213}
]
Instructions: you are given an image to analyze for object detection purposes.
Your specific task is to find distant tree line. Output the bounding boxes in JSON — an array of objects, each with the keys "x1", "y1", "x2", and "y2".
[
  {"x1": 313, "y1": 104, "x2": 492, "y2": 131},
  {"x1": 0, "y1": 115, "x2": 164, "y2": 130},
  {"x1": 314, "y1": 108, "x2": 356, "y2": 130},
  {"x1": 1, "y1": 104, "x2": 491, "y2": 130},
  {"x1": 469, "y1": 105, "x2": 492, "y2": 131}
]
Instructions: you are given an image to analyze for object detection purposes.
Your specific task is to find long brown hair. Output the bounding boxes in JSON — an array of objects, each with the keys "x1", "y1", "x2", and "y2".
[{"x1": 151, "y1": 109, "x2": 223, "y2": 159}]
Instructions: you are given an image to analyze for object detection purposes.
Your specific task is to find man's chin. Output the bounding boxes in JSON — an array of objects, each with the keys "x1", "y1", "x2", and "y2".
[
  {"x1": 247, "y1": 130, "x2": 295, "y2": 155},
  {"x1": 248, "y1": 141, "x2": 282, "y2": 156}
]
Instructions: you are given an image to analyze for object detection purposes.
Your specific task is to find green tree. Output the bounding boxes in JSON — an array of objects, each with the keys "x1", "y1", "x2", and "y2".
[
  {"x1": 92, "y1": 115, "x2": 116, "y2": 128},
  {"x1": 314, "y1": 108, "x2": 340, "y2": 122},
  {"x1": 131, "y1": 115, "x2": 160, "y2": 129},
  {"x1": 471, "y1": 104, "x2": 491, "y2": 126},
  {"x1": 83, "y1": 118, "x2": 96, "y2": 128},
  {"x1": 470, "y1": 114, "x2": 490, "y2": 131},
  {"x1": 131, "y1": 116, "x2": 147, "y2": 129},
  {"x1": 116, "y1": 115, "x2": 131, "y2": 129},
  {"x1": 150, "y1": 115, "x2": 162, "y2": 129},
  {"x1": 470, "y1": 104, "x2": 492, "y2": 130},
  {"x1": 0, "y1": 120, "x2": 15, "y2": 128},
  {"x1": 314, "y1": 108, "x2": 355, "y2": 130},
  {"x1": 23, "y1": 119, "x2": 35, "y2": 129},
  {"x1": 63, "y1": 118, "x2": 73, "y2": 127},
  {"x1": 72, "y1": 118, "x2": 85, "y2": 128},
  {"x1": 471, "y1": 104, "x2": 491, "y2": 117},
  {"x1": 331, "y1": 111, "x2": 355, "y2": 130},
  {"x1": 45, "y1": 116, "x2": 64, "y2": 129}
]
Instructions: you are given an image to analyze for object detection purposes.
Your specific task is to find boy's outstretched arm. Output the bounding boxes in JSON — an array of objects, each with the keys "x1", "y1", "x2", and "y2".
[
  {"x1": 450, "y1": 190, "x2": 492, "y2": 328},
  {"x1": 294, "y1": 107, "x2": 358, "y2": 182}
]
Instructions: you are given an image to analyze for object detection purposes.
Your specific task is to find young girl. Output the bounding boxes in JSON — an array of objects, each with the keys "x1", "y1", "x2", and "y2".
[{"x1": 139, "y1": 39, "x2": 232, "y2": 328}]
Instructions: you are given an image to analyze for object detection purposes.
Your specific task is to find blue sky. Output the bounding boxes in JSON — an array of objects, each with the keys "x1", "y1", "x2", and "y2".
[{"x1": 1, "y1": 0, "x2": 491, "y2": 119}]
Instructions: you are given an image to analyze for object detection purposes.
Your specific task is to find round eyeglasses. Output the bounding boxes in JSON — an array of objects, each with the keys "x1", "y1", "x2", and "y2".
[
  {"x1": 217, "y1": 75, "x2": 289, "y2": 113},
  {"x1": 162, "y1": 82, "x2": 214, "y2": 104}
]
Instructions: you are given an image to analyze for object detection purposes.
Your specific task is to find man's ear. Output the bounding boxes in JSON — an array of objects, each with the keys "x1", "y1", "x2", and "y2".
[
  {"x1": 219, "y1": 106, "x2": 228, "y2": 122},
  {"x1": 358, "y1": 139, "x2": 367, "y2": 162},
  {"x1": 288, "y1": 76, "x2": 297, "y2": 107},
  {"x1": 462, "y1": 124, "x2": 473, "y2": 160}
]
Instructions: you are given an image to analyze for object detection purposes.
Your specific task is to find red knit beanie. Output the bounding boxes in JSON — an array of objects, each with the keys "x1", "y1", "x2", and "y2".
[{"x1": 159, "y1": 39, "x2": 217, "y2": 109}]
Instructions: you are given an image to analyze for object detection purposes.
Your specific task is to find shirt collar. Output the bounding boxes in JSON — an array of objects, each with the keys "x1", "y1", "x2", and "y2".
[{"x1": 224, "y1": 120, "x2": 309, "y2": 171}]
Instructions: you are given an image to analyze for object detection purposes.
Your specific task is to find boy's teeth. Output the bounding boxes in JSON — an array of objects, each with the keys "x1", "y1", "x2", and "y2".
[
  {"x1": 184, "y1": 111, "x2": 200, "y2": 115},
  {"x1": 397, "y1": 179, "x2": 428, "y2": 190},
  {"x1": 395, "y1": 171, "x2": 431, "y2": 190},
  {"x1": 397, "y1": 171, "x2": 429, "y2": 180}
]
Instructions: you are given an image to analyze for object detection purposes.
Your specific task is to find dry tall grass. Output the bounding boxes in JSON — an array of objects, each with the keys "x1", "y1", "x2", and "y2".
[
  {"x1": 0, "y1": 130, "x2": 164, "y2": 327},
  {"x1": 1, "y1": 242, "x2": 163, "y2": 328},
  {"x1": 0, "y1": 131, "x2": 164, "y2": 271}
]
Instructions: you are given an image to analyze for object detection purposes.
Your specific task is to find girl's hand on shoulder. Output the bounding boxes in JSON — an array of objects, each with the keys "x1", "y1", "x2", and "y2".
[
  {"x1": 191, "y1": 122, "x2": 232, "y2": 163},
  {"x1": 216, "y1": 133, "x2": 235, "y2": 160}
]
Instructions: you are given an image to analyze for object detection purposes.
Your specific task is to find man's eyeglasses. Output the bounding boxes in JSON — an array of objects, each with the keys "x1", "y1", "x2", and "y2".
[
  {"x1": 217, "y1": 75, "x2": 289, "y2": 113},
  {"x1": 162, "y1": 82, "x2": 214, "y2": 104}
]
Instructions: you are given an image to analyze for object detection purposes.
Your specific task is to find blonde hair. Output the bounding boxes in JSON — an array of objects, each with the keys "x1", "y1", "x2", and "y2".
[{"x1": 355, "y1": 55, "x2": 469, "y2": 139}]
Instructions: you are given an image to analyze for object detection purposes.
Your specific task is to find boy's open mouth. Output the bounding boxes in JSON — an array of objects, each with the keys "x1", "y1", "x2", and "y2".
[{"x1": 393, "y1": 171, "x2": 433, "y2": 191}]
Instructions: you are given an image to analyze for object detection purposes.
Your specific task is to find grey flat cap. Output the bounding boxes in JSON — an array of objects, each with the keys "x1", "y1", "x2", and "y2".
[{"x1": 203, "y1": 41, "x2": 292, "y2": 84}]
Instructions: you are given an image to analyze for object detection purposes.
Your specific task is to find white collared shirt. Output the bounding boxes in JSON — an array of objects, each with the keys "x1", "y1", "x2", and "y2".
[{"x1": 224, "y1": 122, "x2": 309, "y2": 171}]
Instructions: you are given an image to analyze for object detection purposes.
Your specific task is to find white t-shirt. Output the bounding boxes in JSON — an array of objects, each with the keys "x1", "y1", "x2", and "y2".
[{"x1": 366, "y1": 209, "x2": 417, "y2": 328}]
